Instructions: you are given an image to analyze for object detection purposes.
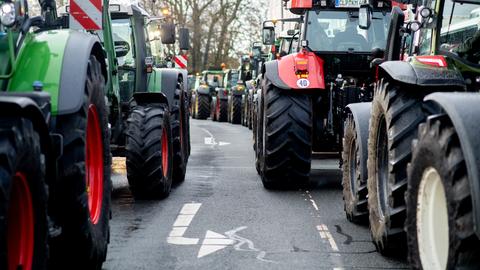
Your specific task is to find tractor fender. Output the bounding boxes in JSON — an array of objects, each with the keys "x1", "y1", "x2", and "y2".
[
  {"x1": 196, "y1": 85, "x2": 210, "y2": 95},
  {"x1": 379, "y1": 60, "x2": 466, "y2": 88},
  {"x1": 149, "y1": 68, "x2": 184, "y2": 111},
  {"x1": 263, "y1": 52, "x2": 325, "y2": 90},
  {"x1": 132, "y1": 92, "x2": 169, "y2": 107},
  {"x1": 58, "y1": 32, "x2": 107, "y2": 115},
  {"x1": 0, "y1": 94, "x2": 52, "y2": 156},
  {"x1": 424, "y1": 92, "x2": 480, "y2": 238},
  {"x1": 8, "y1": 30, "x2": 107, "y2": 116},
  {"x1": 345, "y1": 102, "x2": 372, "y2": 182},
  {"x1": 215, "y1": 88, "x2": 229, "y2": 100}
]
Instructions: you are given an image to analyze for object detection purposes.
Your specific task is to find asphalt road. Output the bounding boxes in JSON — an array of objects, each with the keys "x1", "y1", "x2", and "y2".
[{"x1": 103, "y1": 119, "x2": 408, "y2": 270}]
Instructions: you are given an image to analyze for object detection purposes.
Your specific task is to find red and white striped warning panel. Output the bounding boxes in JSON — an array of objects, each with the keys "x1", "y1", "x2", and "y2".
[
  {"x1": 69, "y1": 0, "x2": 102, "y2": 30},
  {"x1": 174, "y1": 54, "x2": 188, "y2": 69}
]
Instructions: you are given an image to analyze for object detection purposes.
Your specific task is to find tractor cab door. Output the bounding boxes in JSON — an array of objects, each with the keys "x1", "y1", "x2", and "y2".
[{"x1": 131, "y1": 6, "x2": 149, "y2": 93}]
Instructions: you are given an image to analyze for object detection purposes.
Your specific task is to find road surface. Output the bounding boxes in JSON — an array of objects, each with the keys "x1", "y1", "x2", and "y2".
[{"x1": 104, "y1": 119, "x2": 407, "y2": 270}]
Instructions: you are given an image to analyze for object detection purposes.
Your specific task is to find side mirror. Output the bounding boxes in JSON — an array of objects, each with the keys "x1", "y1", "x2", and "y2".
[
  {"x1": 385, "y1": 6, "x2": 405, "y2": 61},
  {"x1": 114, "y1": 40, "x2": 130, "y2": 58},
  {"x1": 161, "y1": 23, "x2": 176, "y2": 44},
  {"x1": 179, "y1": 27, "x2": 190, "y2": 50},
  {"x1": 262, "y1": 26, "x2": 275, "y2": 45},
  {"x1": 287, "y1": 29, "x2": 296, "y2": 36},
  {"x1": 359, "y1": 4, "x2": 372, "y2": 30}
]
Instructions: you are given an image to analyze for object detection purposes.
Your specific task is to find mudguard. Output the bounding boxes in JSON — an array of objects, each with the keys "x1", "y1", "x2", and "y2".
[
  {"x1": 196, "y1": 85, "x2": 210, "y2": 95},
  {"x1": 8, "y1": 30, "x2": 106, "y2": 116},
  {"x1": 215, "y1": 87, "x2": 228, "y2": 100},
  {"x1": 263, "y1": 51, "x2": 325, "y2": 90},
  {"x1": 0, "y1": 94, "x2": 51, "y2": 155},
  {"x1": 379, "y1": 59, "x2": 466, "y2": 89},
  {"x1": 345, "y1": 102, "x2": 371, "y2": 182},
  {"x1": 424, "y1": 92, "x2": 480, "y2": 238},
  {"x1": 148, "y1": 68, "x2": 184, "y2": 111}
]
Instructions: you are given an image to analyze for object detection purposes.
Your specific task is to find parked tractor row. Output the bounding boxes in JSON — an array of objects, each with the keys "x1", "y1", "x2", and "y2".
[
  {"x1": 0, "y1": 0, "x2": 190, "y2": 268},
  {"x1": 247, "y1": 0, "x2": 480, "y2": 268}
]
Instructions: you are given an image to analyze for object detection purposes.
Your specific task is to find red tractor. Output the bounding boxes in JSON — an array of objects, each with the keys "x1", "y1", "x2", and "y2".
[{"x1": 256, "y1": 0, "x2": 392, "y2": 188}]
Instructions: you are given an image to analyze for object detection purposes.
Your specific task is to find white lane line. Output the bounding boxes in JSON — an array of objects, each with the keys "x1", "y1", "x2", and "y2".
[
  {"x1": 167, "y1": 203, "x2": 202, "y2": 245},
  {"x1": 310, "y1": 199, "x2": 319, "y2": 211},
  {"x1": 317, "y1": 224, "x2": 339, "y2": 251}
]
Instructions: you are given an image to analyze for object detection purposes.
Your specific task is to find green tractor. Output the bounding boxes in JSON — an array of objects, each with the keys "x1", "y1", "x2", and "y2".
[
  {"x1": 59, "y1": 2, "x2": 191, "y2": 195},
  {"x1": 226, "y1": 68, "x2": 245, "y2": 124},
  {"x1": 0, "y1": 0, "x2": 111, "y2": 268},
  {"x1": 107, "y1": 4, "x2": 191, "y2": 194},
  {"x1": 191, "y1": 69, "x2": 225, "y2": 120},
  {"x1": 243, "y1": 41, "x2": 269, "y2": 129},
  {"x1": 342, "y1": 0, "x2": 480, "y2": 264}
]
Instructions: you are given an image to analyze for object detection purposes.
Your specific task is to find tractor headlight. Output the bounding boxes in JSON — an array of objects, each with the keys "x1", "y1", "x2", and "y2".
[{"x1": 1, "y1": 2, "x2": 16, "y2": 27}]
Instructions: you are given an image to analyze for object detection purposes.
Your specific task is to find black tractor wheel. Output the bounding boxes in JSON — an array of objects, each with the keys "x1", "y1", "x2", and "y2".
[
  {"x1": 406, "y1": 115, "x2": 480, "y2": 269},
  {"x1": 125, "y1": 104, "x2": 173, "y2": 199},
  {"x1": 342, "y1": 114, "x2": 368, "y2": 224},
  {"x1": 254, "y1": 90, "x2": 263, "y2": 175},
  {"x1": 171, "y1": 76, "x2": 188, "y2": 184},
  {"x1": 260, "y1": 80, "x2": 312, "y2": 189},
  {"x1": 367, "y1": 78, "x2": 425, "y2": 255},
  {"x1": 231, "y1": 96, "x2": 242, "y2": 124},
  {"x1": 0, "y1": 118, "x2": 48, "y2": 270},
  {"x1": 191, "y1": 94, "x2": 197, "y2": 119},
  {"x1": 210, "y1": 98, "x2": 217, "y2": 121},
  {"x1": 216, "y1": 99, "x2": 228, "y2": 122},
  {"x1": 50, "y1": 55, "x2": 111, "y2": 269},
  {"x1": 196, "y1": 94, "x2": 210, "y2": 120}
]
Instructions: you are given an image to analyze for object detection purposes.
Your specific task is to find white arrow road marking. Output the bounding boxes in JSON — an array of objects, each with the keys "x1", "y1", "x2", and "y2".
[
  {"x1": 167, "y1": 203, "x2": 202, "y2": 245},
  {"x1": 197, "y1": 230, "x2": 235, "y2": 258},
  {"x1": 204, "y1": 137, "x2": 217, "y2": 145},
  {"x1": 218, "y1": 141, "x2": 231, "y2": 146},
  {"x1": 202, "y1": 128, "x2": 230, "y2": 146}
]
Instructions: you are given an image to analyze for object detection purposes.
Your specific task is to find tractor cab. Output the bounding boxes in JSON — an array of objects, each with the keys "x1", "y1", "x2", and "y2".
[
  {"x1": 201, "y1": 70, "x2": 225, "y2": 93},
  {"x1": 108, "y1": 4, "x2": 176, "y2": 102},
  {"x1": 300, "y1": 0, "x2": 391, "y2": 79}
]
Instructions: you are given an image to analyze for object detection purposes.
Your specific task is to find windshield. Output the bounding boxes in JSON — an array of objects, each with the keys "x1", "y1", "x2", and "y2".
[
  {"x1": 306, "y1": 10, "x2": 390, "y2": 52},
  {"x1": 230, "y1": 72, "x2": 239, "y2": 87},
  {"x1": 440, "y1": 0, "x2": 480, "y2": 50},
  {"x1": 206, "y1": 74, "x2": 224, "y2": 87},
  {"x1": 111, "y1": 18, "x2": 134, "y2": 66}
]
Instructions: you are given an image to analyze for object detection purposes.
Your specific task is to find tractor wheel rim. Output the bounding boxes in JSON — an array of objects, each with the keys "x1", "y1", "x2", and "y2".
[
  {"x1": 376, "y1": 117, "x2": 389, "y2": 218},
  {"x1": 417, "y1": 167, "x2": 448, "y2": 270},
  {"x1": 348, "y1": 138, "x2": 357, "y2": 196},
  {"x1": 8, "y1": 172, "x2": 34, "y2": 270},
  {"x1": 86, "y1": 104, "x2": 104, "y2": 225},
  {"x1": 162, "y1": 128, "x2": 169, "y2": 177}
]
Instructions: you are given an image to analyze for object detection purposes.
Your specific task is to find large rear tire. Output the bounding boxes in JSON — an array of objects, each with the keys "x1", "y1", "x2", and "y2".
[
  {"x1": 217, "y1": 99, "x2": 228, "y2": 122},
  {"x1": 231, "y1": 95, "x2": 242, "y2": 124},
  {"x1": 171, "y1": 76, "x2": 188, "y2": 184},
  {"x1": 126, "y1": 104, "x2": 173, "y2": 199},
  {"x1": 406, "y1": 115, "x2": 480, "y2": 269},
  {"x1": 0, "y1": 118, "x2": 48, "y2": 270},
  {"x1": 196, "y1": 94, "x2": 210, "y2": 120},
  {"x1": 260, "y1": 80, "x2": 312, "y2": 189},
  {"x1": 367, "y1": 78, "x2": 424, "y2": 255},
  {"x1": 342, "y1": 114, "x2": 368, "y2": 224},
  {"x1": 254, "y1": 90, "x2": 263, "y2": 175},
  {"x1": 50, "y1": 56, "x2": 111, "y2": 269}
]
